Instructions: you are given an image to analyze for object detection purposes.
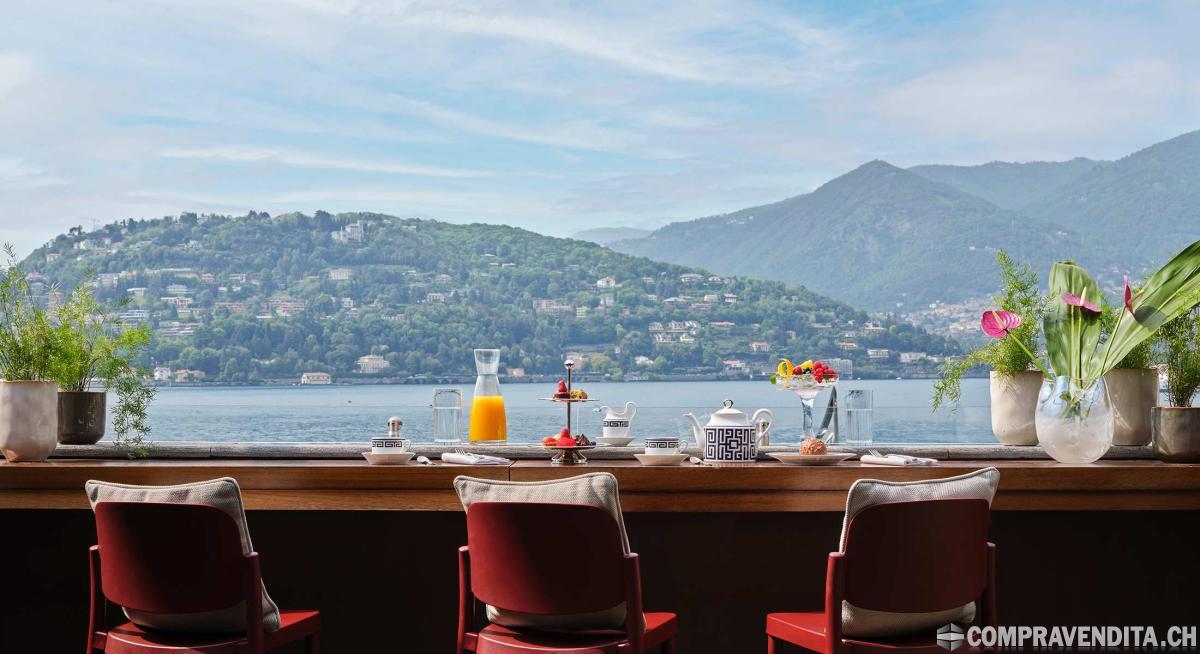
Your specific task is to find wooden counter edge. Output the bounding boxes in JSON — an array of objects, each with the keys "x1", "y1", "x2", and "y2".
[{"x1": 3, "y1": 459, "x2": 1199, "y2": 511}]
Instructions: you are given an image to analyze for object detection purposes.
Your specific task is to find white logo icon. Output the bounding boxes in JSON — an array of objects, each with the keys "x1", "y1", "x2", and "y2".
[{"x1": 937, "y1": 624, "x2": 965, "y2": 651}]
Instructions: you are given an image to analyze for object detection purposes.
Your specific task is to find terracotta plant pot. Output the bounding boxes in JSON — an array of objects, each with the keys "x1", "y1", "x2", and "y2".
[
  {"x1": 1105, "y1": 368, "x2": 1159, "y2": 446},
  {"x1": 1152, "y1": 407, "x2": 1200, "y2": 462},
  {"x1": 989, "y1": 371, "x2": 1042, "y2": 446},
  {"x1": 0, "y1": 380, "x2": 60, "y2": 462},
  {"x1": 58, "y1": 391, "x2": 107, "y2": 445}
]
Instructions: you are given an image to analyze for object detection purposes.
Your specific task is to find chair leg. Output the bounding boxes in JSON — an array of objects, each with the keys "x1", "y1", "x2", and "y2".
[
  {"x1": 305, "y1": 633, "x2": 320, "y2": 654},
  {"x1": 767, "y1": 634, "x2": 777, "y2": 654}
]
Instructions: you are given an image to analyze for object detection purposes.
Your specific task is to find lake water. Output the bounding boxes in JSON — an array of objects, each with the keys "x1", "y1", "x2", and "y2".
[{"x1": 117, "y1": 378, "x2": 994, "y2": 444}]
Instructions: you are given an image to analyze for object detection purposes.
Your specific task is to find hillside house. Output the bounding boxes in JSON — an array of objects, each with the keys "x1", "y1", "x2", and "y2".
[
  {"x1": 174, "y1": 369, "x2": 206, "y2": 382},
  {"x1": 356, "y1": 354, "x2": 390, "y2": 374}
]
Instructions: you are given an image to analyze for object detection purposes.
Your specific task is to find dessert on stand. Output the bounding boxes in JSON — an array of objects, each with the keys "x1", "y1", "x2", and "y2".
[{"x1": 539, "y1": 360, "x2": 597, "y2": 465}]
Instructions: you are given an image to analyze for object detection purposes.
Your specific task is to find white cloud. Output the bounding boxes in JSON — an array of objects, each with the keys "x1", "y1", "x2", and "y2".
[
  {"x1": 261, "y1": 0, "x2": 853, "y2": 88},
  {"x1": 0, "y1": 52, "x2": 35, "y2": 97},
  {"x1": 0, "y1": 157, "x2": 66, "y2": 188},
  {"x1": 159, "y1": 146, "x2": 492, "y2": 178}
]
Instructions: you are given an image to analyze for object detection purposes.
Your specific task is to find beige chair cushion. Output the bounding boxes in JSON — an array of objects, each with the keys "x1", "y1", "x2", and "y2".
[
  {"x1": 838, "y1": 467, "x2": 999, "y2": 638},
  {"x1": 85, "y1": 477, "x2": 282, "y2": 634},
  {"x1": 454, "y1": 473, "x2": 630, "y2": 631}
]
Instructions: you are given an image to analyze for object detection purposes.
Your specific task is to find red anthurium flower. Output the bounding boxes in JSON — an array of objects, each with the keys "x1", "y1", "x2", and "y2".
[
  {"x1": 1123, "y1": 276, "x2": 1135, "y2": 315},
  {"x1": 1062, "y1": 291, "x2": 1100, "y2": 313},
  {"x1": 981, "y1": 310, "x2": 1022, "y2": 339}
]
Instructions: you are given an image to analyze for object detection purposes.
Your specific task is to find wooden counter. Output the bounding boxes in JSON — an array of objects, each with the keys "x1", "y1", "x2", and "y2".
[
  {"x1": 0, "y1": 459, "x2": 507, "y2": 511},
  {"x1": 3, "y1": 458, "x2": 1199, "y2": 511}
]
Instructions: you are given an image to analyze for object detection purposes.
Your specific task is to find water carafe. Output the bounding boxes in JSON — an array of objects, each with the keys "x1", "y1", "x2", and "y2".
[{"x1": 469, "y1": 349, "x2": 507, "y2": 443}]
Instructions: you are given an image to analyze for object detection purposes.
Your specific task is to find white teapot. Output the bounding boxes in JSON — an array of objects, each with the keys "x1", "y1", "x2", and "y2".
[
  {"x1": 684, "y1": 399, "x2": 772, "y2": 463},
  {"x1": 599, "y1": 402, "x2": 637, "y2": 439}
]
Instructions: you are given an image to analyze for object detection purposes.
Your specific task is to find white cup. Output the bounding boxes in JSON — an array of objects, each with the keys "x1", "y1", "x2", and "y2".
[
  {"x1": 371, "y1": 437, "x2": 411, "y2": 455},
  {"x1": 644, "y1": 437, "x2": 684, "y2": 455}
]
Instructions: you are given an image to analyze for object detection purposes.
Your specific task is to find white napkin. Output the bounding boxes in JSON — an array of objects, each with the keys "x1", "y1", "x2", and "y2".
[
  {"x1": 441, "y1": 452, "x2": 512, "y2": 466},
  {"x1": 860, "y1": 454, "x2": 938, "y2": 466}
]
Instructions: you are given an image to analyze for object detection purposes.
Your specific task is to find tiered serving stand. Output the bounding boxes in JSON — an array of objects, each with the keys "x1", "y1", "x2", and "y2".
[{"x1": 539, "y1": 360, "x2": 597, "y2": 465}]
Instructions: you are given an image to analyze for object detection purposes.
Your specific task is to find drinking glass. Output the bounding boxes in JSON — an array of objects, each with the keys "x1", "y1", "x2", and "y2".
[
  {"x1": 843, "y1": 389, "x2": 874, "y2": 445},
  {"x1": 432, "y1": 388, "x2": 463, "y2": 444}
]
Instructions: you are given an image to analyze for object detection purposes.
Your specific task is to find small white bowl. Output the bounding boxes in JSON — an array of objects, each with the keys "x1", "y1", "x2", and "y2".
[
  {"x1": 634, "y1": 453, "x2": 689, "y2": 466},
  {"x1": 597, "y1": 436, "x2": 634, "y2": 447},
  {"x1": 362, "y1": 451, "x2": 416, "y2": 465}
]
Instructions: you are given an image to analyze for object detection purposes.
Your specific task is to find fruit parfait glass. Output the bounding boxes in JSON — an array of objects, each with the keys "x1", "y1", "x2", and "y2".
[{"x1": 771, "y1": 359, "x2": 838, "y2": 440}]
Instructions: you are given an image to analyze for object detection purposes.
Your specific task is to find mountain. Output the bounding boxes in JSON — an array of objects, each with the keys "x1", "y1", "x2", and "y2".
[
  {"x1": 572, "y1": 227, "x2": 653, "y2": 245},
  {"x1": 613, "y1": 130, "x2": 1200, "y2": 312},
  {"x1": 613, "y1": 161, "x2": 1068, "y2": 310},
  {"x1": 24, "y1": 212, "x2": 956, "y2": 382},
  {"x1": 909, "y1": 157, "x2": 1106, "y2": 210},
  {"x1": 1019, "y1": 130, "x2": 1200, "y2": 269}
]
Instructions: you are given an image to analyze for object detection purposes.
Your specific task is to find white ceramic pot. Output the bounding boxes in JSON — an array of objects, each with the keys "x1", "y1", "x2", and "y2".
[
  {"x1": 989, "y1": 371, "x2": 1042, "y2": 446},
  {"x1": 1104, "y1": 368, "x2": 1158, "y2": 446},
  {"x1": 0, "y1": 381, "x2": 60, "y2": 462}
]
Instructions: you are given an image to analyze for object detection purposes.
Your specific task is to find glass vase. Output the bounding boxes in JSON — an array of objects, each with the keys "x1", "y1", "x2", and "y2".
[{"x1": 1035, "y1": 375, "x2": 1114, "y2": 463}]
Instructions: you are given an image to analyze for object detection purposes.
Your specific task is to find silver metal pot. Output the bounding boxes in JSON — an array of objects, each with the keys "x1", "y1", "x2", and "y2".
[{"x1": 1151, "y1": 407, "x2": 1200, "y2": 463}]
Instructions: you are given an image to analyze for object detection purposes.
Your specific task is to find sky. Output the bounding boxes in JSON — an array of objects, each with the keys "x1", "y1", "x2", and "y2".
[{"x1": 1, "y1": 0, "x2": 1199, "y2": 256}]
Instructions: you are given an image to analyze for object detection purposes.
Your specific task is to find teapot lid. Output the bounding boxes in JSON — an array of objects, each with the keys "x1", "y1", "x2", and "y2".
[{"x1": 707, "y1": 399, "x2": 749, "y2": 427}]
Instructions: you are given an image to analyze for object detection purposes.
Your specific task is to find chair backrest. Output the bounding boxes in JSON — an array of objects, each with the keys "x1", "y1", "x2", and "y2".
[
  {"x1": 841, "y1": 498, "x2": 990, "y2": 614},
  {"x1": 466, "y1": 502, "x2": 628, "y2": 615},
  {"x1": 95, "y1": 501, "x2": 248, "y2": 613}
]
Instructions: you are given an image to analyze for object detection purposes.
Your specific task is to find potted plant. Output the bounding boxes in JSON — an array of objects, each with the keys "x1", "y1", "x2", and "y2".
[
  {"x1": 985, "y1": 240, "x2": 1200, "y2": 462},
  {"x1": 1101, "y1": 296, "x2": 1159, "y2": 446},
  {"x1": 0, "y1": 244, "x2": 59, "y2": 462},
  {"x1": 1152, "y1": 308, "x2": 1200, "y2": 462},
  {"x1": 50, "y1": 280, "x2": 155, "y2": 450},
  {"x1": 933, "y1": 252, "x2": 1046, "y2": 445}
]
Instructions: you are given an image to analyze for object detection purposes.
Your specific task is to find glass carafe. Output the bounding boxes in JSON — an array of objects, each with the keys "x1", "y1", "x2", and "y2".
[{"x1": 469, "y1": 349, "x2": 507, "y2": 443}]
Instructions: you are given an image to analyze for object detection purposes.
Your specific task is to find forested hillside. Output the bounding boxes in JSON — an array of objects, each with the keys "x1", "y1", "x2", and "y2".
[
  {"x1": 614, "y1": 161, "x2": 1068, "y2": 310},
  {"x1": 25, "y1": 212, "x2": 956, "y2": 382}
]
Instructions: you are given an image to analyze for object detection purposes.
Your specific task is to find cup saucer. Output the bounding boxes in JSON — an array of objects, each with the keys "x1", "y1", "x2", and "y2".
[
  {"x1": 634, "y1": 453, "x2": 689, "y2": 466},
  {"x1": 362, "y1": 451, "x2": 416, "y2": 465}
]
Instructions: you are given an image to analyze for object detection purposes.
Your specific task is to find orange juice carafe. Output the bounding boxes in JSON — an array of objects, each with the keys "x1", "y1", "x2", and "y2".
[{"x1": 469, "y1": 348, "x2": 507, "y2": 443}]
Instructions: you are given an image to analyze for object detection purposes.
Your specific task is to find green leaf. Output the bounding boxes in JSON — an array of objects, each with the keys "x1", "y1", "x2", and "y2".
[
  {"x1": 1044, "y1": 260, "x2": 1103, "y2": 379},
  {"x1": 1099, "y1": 240, "x2": 1200, "y2": 375}
]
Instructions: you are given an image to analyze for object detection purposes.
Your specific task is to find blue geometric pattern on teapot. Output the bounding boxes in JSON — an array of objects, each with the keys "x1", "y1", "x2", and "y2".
[{"x1": 703, "y1": 427, "x2": 756, "y2": 461}]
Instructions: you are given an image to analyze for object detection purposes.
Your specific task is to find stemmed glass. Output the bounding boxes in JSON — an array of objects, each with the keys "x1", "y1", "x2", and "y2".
[{"x1": 776, "y1": 375, "x2": 838, "y2": 439}]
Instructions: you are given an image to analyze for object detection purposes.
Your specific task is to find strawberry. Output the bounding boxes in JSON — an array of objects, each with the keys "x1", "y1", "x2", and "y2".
[
  {"x1": 557, "y1": 435, "x2": 577, "y2": 447},
  {"x1": 814, "y1": 370, "x2": 825, "y2": 383},
  {"x1": 560, "y1": 427, "x2": 571, "y2": 437}
]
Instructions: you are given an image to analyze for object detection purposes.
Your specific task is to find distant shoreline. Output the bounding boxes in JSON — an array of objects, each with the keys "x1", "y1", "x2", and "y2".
[{"x1": 153, "y1": 371, "x2": 961, "y2": 388}]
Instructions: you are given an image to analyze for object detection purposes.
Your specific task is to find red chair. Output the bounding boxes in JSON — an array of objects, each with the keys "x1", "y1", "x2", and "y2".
[
  {"x1": 766, "y1": 498, "x2": 996, "y2": 653},
  {"x1": 88, "y1": 501, "x2": 320, "y2": 653},
  {"x1": 457, "y1": 501, "x2": 678, "y2": 653}
]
